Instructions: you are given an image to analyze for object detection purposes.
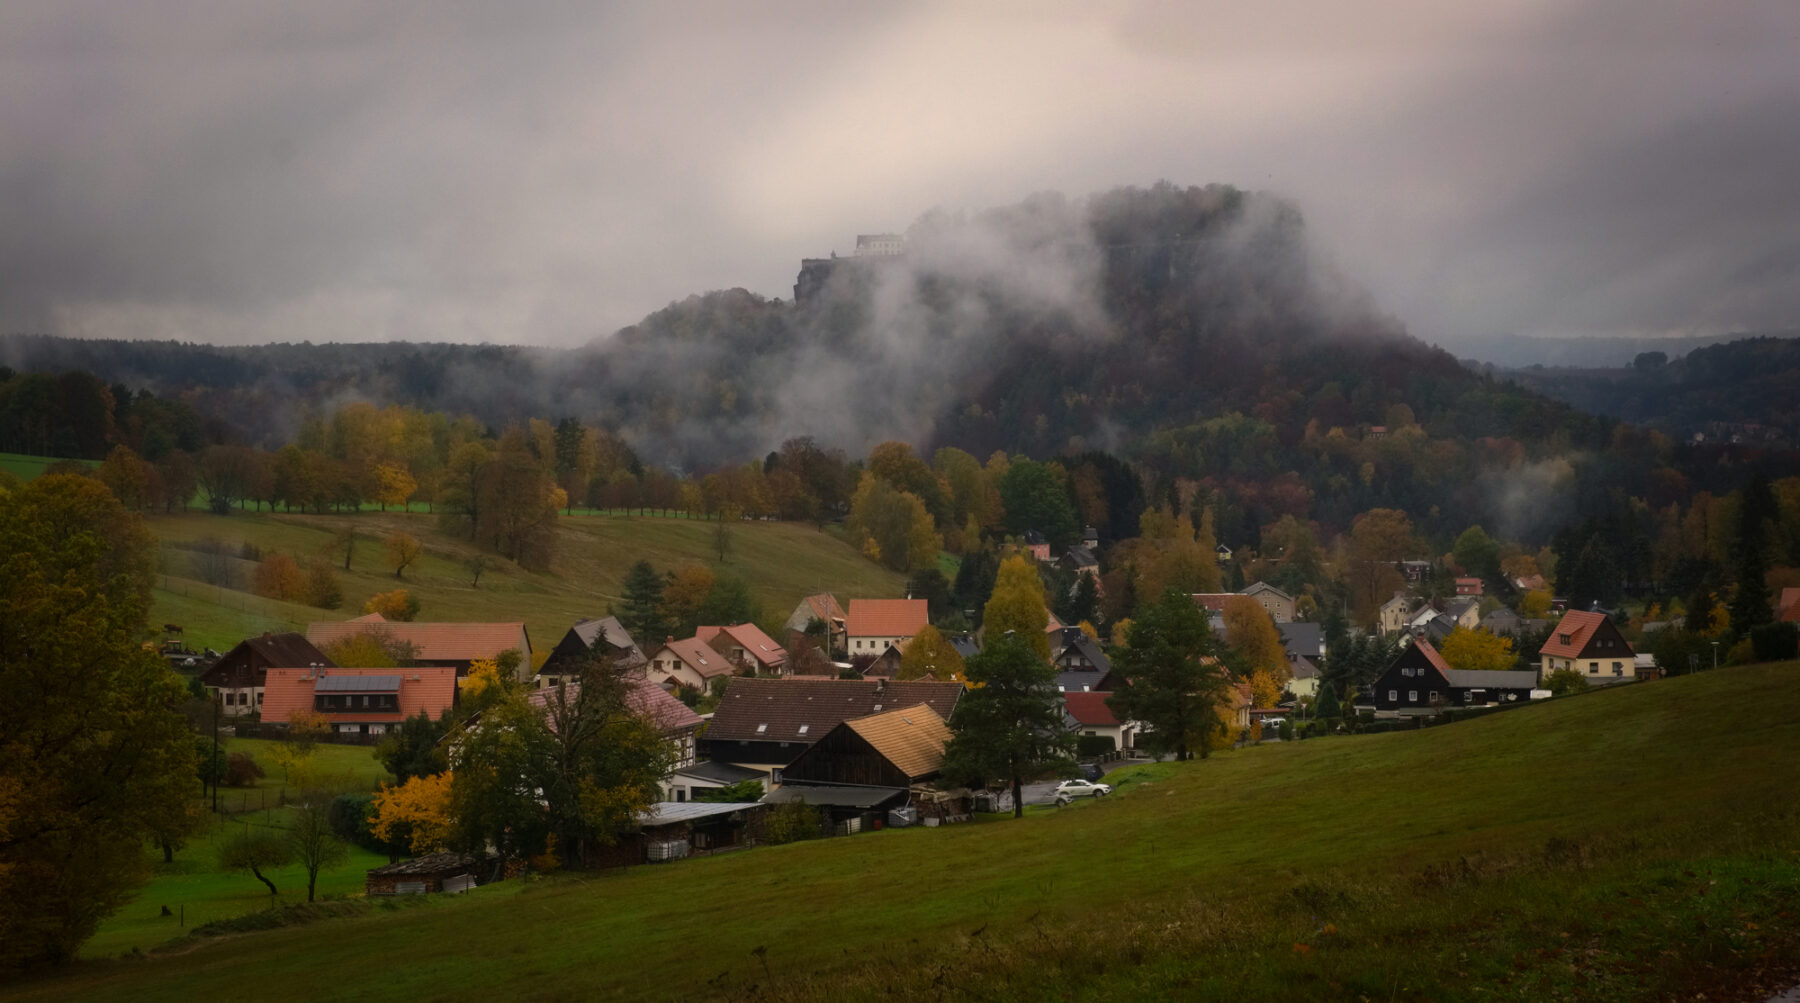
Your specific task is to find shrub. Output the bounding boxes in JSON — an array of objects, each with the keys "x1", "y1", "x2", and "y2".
[
  {"x1": 1543, "y1": 667, "x2": 1589, "y2": 696},
  {"x1": 762, "y1": 801, "x2": 821, "y2": 845},
  {"x1": 223, "y1": 752, "x2": 265, "y2": 787}
]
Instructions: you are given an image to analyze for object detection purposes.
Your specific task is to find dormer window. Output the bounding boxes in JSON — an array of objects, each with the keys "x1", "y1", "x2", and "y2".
[
  {"x1": 1558, "y1": 633, "x2": 1572, "y2": 645},
  {"x1": 755, "y1": 723, "x2": 767, "y2": 734},
  {"x1": 797, "y1": 724, "x2": 809, "y2": 736}
]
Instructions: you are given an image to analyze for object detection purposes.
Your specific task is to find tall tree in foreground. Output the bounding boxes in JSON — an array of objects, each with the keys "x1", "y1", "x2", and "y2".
[
  {"x1": 941, "y1": 634, "x2": 1073, "y2": 818},
  {"x1": 0, "y1": 476, "x2": 194, "y2": 971},
  {"x1": 983, "y1": 553, "x2": 1052, "y2": 661},
  {"x1": 618, "y1": 559, "x2": 669, "y2": 643},
  {"x1": 1108, "y1": 587, "x2": 1231, "y2": 761},
  {"x1": 289, "y1": 788, "x2": 349, "y2": 903}
]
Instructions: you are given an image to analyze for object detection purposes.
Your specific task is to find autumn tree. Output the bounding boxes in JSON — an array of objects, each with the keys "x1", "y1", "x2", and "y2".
[
  {"x1": 1223, "y1": 596, "x2": 1288, "y2": 681},
  {"x1": 1108, "y1": 587, "x2": 1232, "y2": 760},
  {"x1": 304, "y1": 559, "x2": 343, "y2": 610},
  {"x1": 847, "y1": 472, "x2": 941, "y2": 572},
  {"x1": 983, "y1": 554, "x2": 1052, "y2": 661},
  {"x1": 97, "y1": 444, "x2": 151, "y2": 509},
  {"x1": 661, "y1": 563, "x2": 717, "y2": 638},
  {"x1": 939, "y1": 634, "x2": 1073, "y2": 819},
  {"x1": 370, "y1": 772, "x2": 455, "y2": 854},
  {"x1": 364, "y1": 588, "x2": 421, "y2": 622},
  {"x1": 897, "y1": 624, "x2": 966, "y2": 682},
  {"x1": 0, "y1": 475, "x2": 194, "y2": 970},
  {"x1": 375, "y1": 710, "x2": 448, "y2": 783},
  {"x1": 384, "y1": 531, "x2": 422, "y2": 579},
  {"x1": 372, "y1": 462, "x2": 418, "y2": 511},
  {"x1": 1347, "y1": 508, "x2": 1414, "y2": 627},
  {"x1": 253, "y1": 552, "x2": 307, "y2": 602},
  {"x1": 1438, "y1": 627, "x2": 1515, "y2": 673}
]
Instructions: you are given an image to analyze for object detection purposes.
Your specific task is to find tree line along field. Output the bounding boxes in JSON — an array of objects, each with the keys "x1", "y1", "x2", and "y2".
[
  {"x1": 144, "y1": 509, "x2": 905, "y2": 655},
  {"x1": 14, "y1": 663, "x2": 1800, "y2": 1002}
]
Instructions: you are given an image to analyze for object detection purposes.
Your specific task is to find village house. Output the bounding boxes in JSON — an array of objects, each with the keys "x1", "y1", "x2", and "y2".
[
  {"x1": 1063, "y1": 691, "x2": 1138, "y2": 753},
  {"x1": 1243, "y1": 581, "x2": 1296, "y2": 623},
  {"x1": 304, "y1": 615, "x2": 532, "y2": 681},
  {"x1": 536, "y1": 616, "x2": 646, "y2": 688},
  {"x1": 1455, "y1": 577, "x2": 1484, "y2": 596},
  {"x1": 644, "y1": 635, "x2": 735, "y2": 693},
  {"x1": 1286, "y1": 653, "x2": 1320, "y2": 700},
  {"x1": 663, "y1": 761, "x2": 768, "y2": 803},
  {"x1": 845, "y1": 598, "x2": 930, "y2": 656},
  {"x1": 1023, "y1": 530, "x2": 1051, "y2": 562},
  {"x1": 200, "y1": 631, "x2": 333, "y2": 716},
  {"x1": 527, "y1": 676, "x2": 703, "y2": 771},
  {"x1": 699, "y1": 676, "x2": 963, "y2": 777},
  {"x1": 365, "y1": 852, "x2": 478, "y2": 896},
  {"x1": 779, "y1": 703, "x2": 953, "y2": 789},
  {"x1": 1538, "y1": 610, "x2": 1637, "y2": 685},
  {"x1": 261, "y1": 665, "x2": 458, "y2": 737},
  {"x1": 1367, "y1": 637, "x2": 1538, "y2": 716},
  {"x1": 1378, "y1": 593, "x2": 1414, "y2": 636},
  {"x1": 1052, "y1": 627, "x2": 1114, "y2": 692},
  {"x1": 1057, "y1": 545, "x2": 1100, "y2": 583},
  {"x1": 783, "y1": 592, "x2": 846, "y2": 653},
  {"x1": 1779, "y1": 587, "x2": 1800, "y2": 622},
  {"x1": 697, "y1": 622, "x2": 790, "y2": 675}
]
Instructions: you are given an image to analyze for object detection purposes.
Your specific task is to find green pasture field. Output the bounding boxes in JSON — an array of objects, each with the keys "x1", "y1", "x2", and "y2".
[
  {"x1": 79, "y1": 737, "x2": 394, "y2": 961},
  {"x1": 144, "y1": 510, "x2": 904, "y2": 654},
  {"x1": 0, "y1": 452, "x2": 93, "y2": 481},
  {"x1": 18, "y1": 663, "x2": 1800, "y2": 1001}
]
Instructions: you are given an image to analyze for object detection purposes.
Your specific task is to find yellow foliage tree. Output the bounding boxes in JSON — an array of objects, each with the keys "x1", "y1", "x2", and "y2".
[
  {"x1": 372, "y1": 462, "x2": 418, "y2": 510},
  {"x1": 983, "y1": 554, "x2": 1051, "y2": 661},
  {"x1": 252, "y1": 552, "x2": 307, "y2": 602},
  {"x1": 1519, "y1": 589, "x2": 1552, "y2": 618},
  {"x1": 1223, "y1": 596, "x2": 1289, "y2": 684},
  {"x1": 383, "y1": 531, "x2": 422, "y2": 579},
  {"x1": 320, "y1": 632, "x2": 401, "y2": 668},
  {"x1": 662, "y1": 564, "x2": 716, "y2": 635},
  {"x1": 1438, "y1": 627, "x2": 1514, "y2": 673},
  {"x1": 897, "y1": 624, "x2": 966, "y2": 682},
  {"x1": 370, "y1": 772, "x2": 454, "y2": 854},
  {"x1": 363, "y1": 588, "x2": 419, "y2": 621},
  {"x1": 1248, "y1": 668, "x2": 1282, "y2": 709},
  {"x1": 1077, "y1": 620, "x2": 1100, "y2": 641},
  {"x1": 1109, "y1": 618, "x2": 1133, "y2": 647}
]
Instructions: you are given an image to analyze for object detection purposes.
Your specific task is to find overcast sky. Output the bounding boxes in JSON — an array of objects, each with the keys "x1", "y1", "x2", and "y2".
[{"x1": 2, "y1": 1, "x2": 1796, "y2": 351}]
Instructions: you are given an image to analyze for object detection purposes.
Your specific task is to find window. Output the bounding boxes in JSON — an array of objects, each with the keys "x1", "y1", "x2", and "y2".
[
  {"x1": 1408, "y1": 690, "x2": 1418, "y2": 702},
  {"x1": 755, "y1": 723, "x2": 768, "y2": 734},
  {"x1": 797, "y1": 724, "x2": 809, "y2": 736},
  {"x1": 1613, "y1": 662, "x2": 1624, "y2": 675},
  {"x1": 1389, "y1": 689, "x2": 1398, "y2": 701}
]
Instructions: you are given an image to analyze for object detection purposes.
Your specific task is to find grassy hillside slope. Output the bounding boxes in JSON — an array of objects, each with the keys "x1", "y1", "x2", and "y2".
[
  {"x1": 16, "y1": 664, "x2": 1800, "y2": 1001},
  {"x1": 146, "y1": 511, "x2": 904, "y2": 653}
]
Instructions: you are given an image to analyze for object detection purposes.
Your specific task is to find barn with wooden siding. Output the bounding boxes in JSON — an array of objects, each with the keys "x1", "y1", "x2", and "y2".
[{"x1": 779, "y1": 703, "x2": 951, "y2": 788}]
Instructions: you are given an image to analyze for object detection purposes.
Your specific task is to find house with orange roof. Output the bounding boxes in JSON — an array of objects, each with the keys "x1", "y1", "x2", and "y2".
[
  {"x1": 779, "y1": 703, "x2": 953, "y2": 789},
  {"x1": 1368, "y1": 637, "x2": 1538, "y2": 715},
  {"x1": 783, "y1": 593, "x2": 846, "y2": 653},
  {"x1": 644, "y1": 635, "x2": 735, "y2": 692},
  {"x1": 845, "y1": 598, "x2": 929, "y2": 657},
  {"x1": 1538, "y1": 609, "x2": 1636, "y2": 686},
  {"x1": 261, "y1": 665, "x2": 458, "y2": 738},
  {"x1": 697, "y1": 622, "x2": 790, "y2": 675},
  {"x1": 304, "y1": 615, "x2": 532, "y2": 682}
]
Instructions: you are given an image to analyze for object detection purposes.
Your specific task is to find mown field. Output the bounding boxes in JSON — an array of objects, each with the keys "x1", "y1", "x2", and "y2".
[
  {"x1": 14, "y1": 664, "x2": 1800, "y2": 1002},
  {"x1": 145, "y1": 510, "x2": 904, "y2": 654}
]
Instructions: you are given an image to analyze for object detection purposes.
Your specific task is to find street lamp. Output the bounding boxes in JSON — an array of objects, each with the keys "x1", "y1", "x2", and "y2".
[{"x1": 1710, "y1": 640, "x2": 1719, "y2": 671}]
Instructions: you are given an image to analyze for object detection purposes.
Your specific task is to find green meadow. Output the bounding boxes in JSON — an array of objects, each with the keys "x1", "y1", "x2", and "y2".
[
  {"x1": 15, "y1": 663, "x2": 1800, "y2": 1001},
  {"x1": 145, "y1": 509, "x2": 903, "y2": 654}
]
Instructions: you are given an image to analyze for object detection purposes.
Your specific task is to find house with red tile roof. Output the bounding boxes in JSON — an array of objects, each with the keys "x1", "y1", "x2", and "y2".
[
  {"x1": 1063, "y1": 691, "x2": 1138, "y2": 753},
  {"x1": 783, "y1": 593, "x2": 846, "y2": 653},
  {"x1": 1455, "y1": 577, "x2": 1484, "y2": 596},
  {"x1": 645, "y1": 635, "x2": 735, "y2": 692},
  {"x1": 304, "y1": 615, "x2": 532, "y2": 681},
  {"x1": 845, "y1": 598, "x2": 929, "y2": 657},
  {"x1": 697, "y1": 622, "x2": 790, "y2": 675},
  {"x1": 200, "y1": 632, "x2": 334, "y2": 717},
  {"x1": 1538, "y1": 610, "x2": 1636, "y2": 686},
  {"x1": 261, "y1": 665, "x2": 458, "y2": 738},
  {"x1": 1778, "y1": 587, "x2": 1800, "y2": 623},
  {"x1": 528, "y1": 677, "x2": 703, "y2": 770}
]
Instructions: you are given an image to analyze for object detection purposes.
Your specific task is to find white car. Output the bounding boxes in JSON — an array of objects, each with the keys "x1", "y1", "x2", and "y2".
[{"x1": 1053, "y1": 779, "x2": 1112, "y2": 801}]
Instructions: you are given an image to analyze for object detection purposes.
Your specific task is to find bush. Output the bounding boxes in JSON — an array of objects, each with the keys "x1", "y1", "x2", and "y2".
[
  {"x1": 223, "y1": 751, "x2": 265, "y2": 787},
  {"x1": 1543, "y1": 667, "x2": 1589, "y2": 696},
  {"x1": 1278, "y1": 720, "x2": 1294, "y2": 741},
  {"x1": 762, "y1": 801, "x2": 822, "y2": 845}
]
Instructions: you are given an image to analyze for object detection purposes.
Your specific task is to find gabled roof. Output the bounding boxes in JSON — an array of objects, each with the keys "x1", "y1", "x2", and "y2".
[
  {"x1": 1243, "y1": 581, "x2": 1292, "y2": 602},
  {"x1": 1059, "y1": 546, "x2": 1098, "y2": 568},
  {"x1": 1443, "y1": 669, "x2": 1537, "y2": 689},
  {"x1": 948, "y1": 634, "x2": 981, "y2": 659},
  {"x1": 843, "y1": 703, "x2": 952, "y2": 780},
  {"x1": 527, "y1": 677, "x2": 703, "y2": 734},
  {"x1": 800, "y1": 593, "x2": 846, "y2": 623},
  {"x1": 367, "y1": 852, "x2": 476, "y2": 878},
  {"x1": 1056, "y1": 670, "x2": 1106, "y2": 693},
  {"x1": 304, "y1": 619, "x2": 529, "y2": 663},
  {"x1": 1288, "y1": 654, "x2": 1319, "y2": 680},
  {"x1": 845, "y1": 599, "x2": 929, "y2": 638},
  {"x1": 1063, "y1": 691, "x2": 1120, "y2": 727},
  {"x1": 669, "y1": 761, "x2": 766, "y2": 784},
  {"x1": 1409, "y1": 636, "x2": 1454, "y2": 675},
  {"x1": 570, "y1": 616, "x2": 644, "y2": 660},
  {"x1": 697, "y1": 622, "x2": 789, "y2": 669},
  {"x1": 706, "y1": 677, "x2": 963, "y2": 744},
  {"x1": 638, "y1": 802, "x2": 762, "y2": 826},
  {"x1": 1540, "y1": 610, "x2": 1629, "y2": 659},
  {"x1": 1380, "y1": 592, "x2": 1412, "y2": 611},
  {"x1": 1779, "y1": 587, "x2": 1800, "y2": 622},
  {"x1": 649, "y1": 636, "x2": 734, "y2": 679},
  {"x1": 201, "y1": 632, "x2": 333, "y2": 686},
  {"x1": 1445, "y1": 597, "x2": 1480, "y2": 617},
  {"x1": 1053, "y1": 627, "x2": 1112, "y2": 673},
  {"x1": 1277, "y1": 622, "x2": 1323, "y2": 659},
  {"x1": 1191, "y1": 593, "x2": 1235, "y2": 612}
]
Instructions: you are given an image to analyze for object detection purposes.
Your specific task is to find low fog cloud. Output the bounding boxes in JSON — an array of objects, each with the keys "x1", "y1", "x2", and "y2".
[{"x1": 1, "y1": 1, "x2": 1794, "y2": 350}]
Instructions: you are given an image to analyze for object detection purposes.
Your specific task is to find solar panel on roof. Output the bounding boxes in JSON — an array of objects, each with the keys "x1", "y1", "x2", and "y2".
[{"x1": 315, "y1": 674, "x2": 402, "y2": 692}]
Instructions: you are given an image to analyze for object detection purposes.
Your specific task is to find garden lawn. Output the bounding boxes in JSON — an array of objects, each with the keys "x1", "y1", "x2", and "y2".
[{"x1": 18, "y1": 662, "x2": 1800, "y2": 1001}]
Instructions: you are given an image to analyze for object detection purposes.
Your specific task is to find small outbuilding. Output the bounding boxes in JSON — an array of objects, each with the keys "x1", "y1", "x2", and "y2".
[{"x1": 365, "y1": 852, "x2": 479, "y2": 896}]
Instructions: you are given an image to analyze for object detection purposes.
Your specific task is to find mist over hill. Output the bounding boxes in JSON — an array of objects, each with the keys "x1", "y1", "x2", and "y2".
[{"x1": 2, "y1": 183, "x2": 1528, "y2": 466}]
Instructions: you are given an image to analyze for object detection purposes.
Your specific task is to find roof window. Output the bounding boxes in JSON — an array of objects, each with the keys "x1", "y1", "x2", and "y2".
[{"x1": 755, "y1": 723, "x2": 767, "y2": 734}]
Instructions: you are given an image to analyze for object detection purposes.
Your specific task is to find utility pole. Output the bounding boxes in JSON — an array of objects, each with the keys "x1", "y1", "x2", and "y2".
[{"x1": 211, "y1": 691, "x2": 221, "y2": 813}]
